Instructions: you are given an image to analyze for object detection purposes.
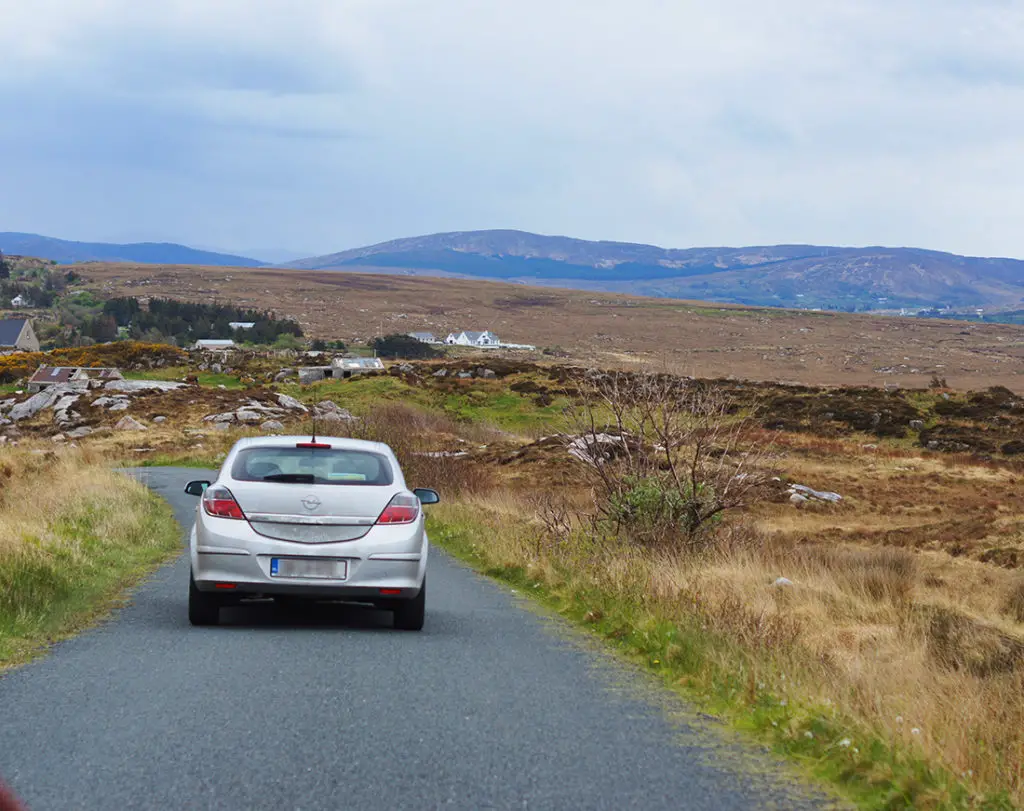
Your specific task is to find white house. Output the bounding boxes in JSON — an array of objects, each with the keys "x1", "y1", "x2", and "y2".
[
  {"x1": 193, "y1": 339, "x2": 235, "y2": 350},
  {"x1": 228, "y1": 322, "x2": 256, "y2": 330},
  {"x1": 10, "y1": 295, "x2": 30, "y2": 308},
  {"x1": 408, "y1": 332, "x2": 439, "y2": 344},
  {"x1": 445, "y1": 330, "x2": 500, "y2": 348}
]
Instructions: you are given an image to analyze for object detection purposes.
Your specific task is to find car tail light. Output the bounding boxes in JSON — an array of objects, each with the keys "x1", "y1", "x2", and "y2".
[
  {"x1": 296, "y1": 441, "x2": 332, "y2": 449},
  {"x1": 202, "y1": 485, "x2": 246, "y2": 520},
  {"x1": 376, "y1": 494, "x2": 420, "y2": 525}
]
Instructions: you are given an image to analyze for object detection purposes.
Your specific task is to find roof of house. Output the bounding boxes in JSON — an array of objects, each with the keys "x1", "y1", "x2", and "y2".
[
  {"x1": 462, "y1": 331, "x2": 484, "y2": 341},
  {"x1": 0, "y1": 318, "x2": 29, "y2": 347},
  {"x1": 194, "y1": 339, "x2": 235, "y2": 348},
  {"x1": 335, "y1": 357, "x2": 386, "y2": 370},
  {"x1": 228, "y1": 322, "x2": 256, "y2": 329},
  {"x1": 408, "y1": 332, "x2": 436, "y2": 339},
  {"x1": 29, "y1": 366, "x2": 78, "y2": 384}
]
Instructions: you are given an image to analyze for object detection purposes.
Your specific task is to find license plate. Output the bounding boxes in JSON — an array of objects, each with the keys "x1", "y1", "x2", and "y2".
[{"x1": 270, "y1": 558, "x2": 348, "y2": 580}]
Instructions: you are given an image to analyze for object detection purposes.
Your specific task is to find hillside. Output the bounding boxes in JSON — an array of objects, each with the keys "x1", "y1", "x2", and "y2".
[
  {"x1": 0, "y1": 233, "x2": 263, "y2": 267},
  {"x1": 287, "y1": 229, "x2": 1024, "y2": 312},
  {"x1": 72, "y1": 260, "x2": 1024, "y2": 391}
]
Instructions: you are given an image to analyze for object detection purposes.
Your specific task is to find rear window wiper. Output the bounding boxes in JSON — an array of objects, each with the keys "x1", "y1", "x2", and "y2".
[{"x1": 261, "y1": 473, "x2": 316, "y2": 483}]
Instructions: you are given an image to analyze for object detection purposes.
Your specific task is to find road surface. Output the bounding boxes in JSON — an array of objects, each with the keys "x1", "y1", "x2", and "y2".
[{"x1": 0, "y1": 467, "x2": 841, "y2": 810}]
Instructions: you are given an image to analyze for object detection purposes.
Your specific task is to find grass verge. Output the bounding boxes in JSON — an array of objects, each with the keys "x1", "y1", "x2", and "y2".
[
  {"x1": 427, "y1": 500, "x2": 1014, "y2": 810},
  {"x1": 0, "y1": 447, "x2": 182, "y2": 669}
]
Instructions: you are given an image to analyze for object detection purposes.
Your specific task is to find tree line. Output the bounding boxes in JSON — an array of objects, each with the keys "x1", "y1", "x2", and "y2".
[{"x1": 81, "y1": 297, "x2": 305, "y2": 346}]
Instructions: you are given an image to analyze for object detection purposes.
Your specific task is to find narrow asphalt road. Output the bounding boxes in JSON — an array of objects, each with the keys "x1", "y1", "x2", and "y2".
[{"x1": 0, "y1": 468, "x2": 842, "y2": 810}]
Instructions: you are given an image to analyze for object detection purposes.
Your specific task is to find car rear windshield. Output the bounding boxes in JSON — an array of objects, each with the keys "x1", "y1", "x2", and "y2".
[{"x1": 231, "y1": 447, "x2": 394, "y2": 486}]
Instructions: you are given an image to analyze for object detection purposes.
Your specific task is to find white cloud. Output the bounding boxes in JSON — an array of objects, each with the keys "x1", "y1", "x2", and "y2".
[{"x1": 0, "y1": 0, "x2": 1022, "y2": 256}]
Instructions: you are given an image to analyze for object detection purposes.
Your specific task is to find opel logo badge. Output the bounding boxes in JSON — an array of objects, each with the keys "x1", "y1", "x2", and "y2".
[{"x1": 301, "y1": 495, "x2": 322, "y2": 511}]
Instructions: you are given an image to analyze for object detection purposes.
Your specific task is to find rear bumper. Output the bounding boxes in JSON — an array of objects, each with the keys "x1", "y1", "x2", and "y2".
[{"x1": 189, "y1": 521, "x2": 427, "y2": 600}]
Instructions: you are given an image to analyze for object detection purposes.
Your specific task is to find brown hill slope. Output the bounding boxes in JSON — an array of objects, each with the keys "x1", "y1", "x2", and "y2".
[{"x1": 76, "y1": 261, "x2": 1024, "y2": 390}]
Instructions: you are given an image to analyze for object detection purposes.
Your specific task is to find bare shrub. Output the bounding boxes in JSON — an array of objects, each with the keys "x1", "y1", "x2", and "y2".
[
  {"x1": 563, "y1": 372, "x2": 778, "y2": 552},
  {"x1": 1003, "y1": 577, "x2": 1024, "y2": 624},
  {"x1": 346, "y1": 402, "x2": 492, "y2": 497}
]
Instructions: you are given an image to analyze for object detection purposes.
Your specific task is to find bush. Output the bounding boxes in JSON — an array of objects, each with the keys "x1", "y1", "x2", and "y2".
[
  {"x1": 606, "y1": 474, "x2": 719, "y2": 540},
  {"x1": 565, "y1": 372, "x2": 778, "y2": 551}
]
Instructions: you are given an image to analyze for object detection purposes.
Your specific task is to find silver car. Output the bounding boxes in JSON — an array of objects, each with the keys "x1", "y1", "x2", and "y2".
[{"x1": 184, "y1": 435, "x2": 438, "y2": 630}]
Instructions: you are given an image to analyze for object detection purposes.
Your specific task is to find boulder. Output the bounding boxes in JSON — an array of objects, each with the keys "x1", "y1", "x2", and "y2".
[
  {"x1": 774, "y1": 577, "x2": 795, "y2": 587},
  {"x1": 213, "y1": 421, "x2": 232, "y2": 432},
  {"x1": 104, "y1": 380, "x2": 186, "y2": 393},
  {"x1": 51, "y1": 433, "x2": 66, "y2": 443},
  {"x1": 432, "y1": 369, "x2": 448, "y2": 378},
  {"x1": 276, "y1": 393, "x2": 308, "y2": 412},
  {"x1": 67, "y1": 427, "x2": 94, "y2": 439},
  {"x1": 114, "y1": 416, "x2": 148, "y2": 431},
  {"x1": 909, "y1": 419, "x2": 925, "y2": 431},
  {"x1": 261, "y1": 420, "x2": 285, "y2": 432},
  {"x1": 274, "y1": 369, "x2": 294, "y2": 383},
  {"x1": 788, "y1": 483, "x2": 843, "y2": 503},
  {"x1": 313, "y1": 401, "x2": 355, "y2": 421},
  {"x1": 153, "y1": 416, "x2": 168, "y2": 424},
  {"x1": 9, "y1": 388, "x2": 62, "y2": 421},
  {"x1": 204, "y1": 412, "x2": 236, "y2": 423},
  {"x1": 91, "y1": 396, "x2": 130, "y2": 410},
  {"x1": 480, "y1": 368, "x2": 497, "y2": 379},
  {"x1": 789, "y1": 493, "x2": 808, "y2": 507},
  {"x1": 235, "y1": 409, "x2": 265, "y2": 423},
  {"x1": 457, "y1": 371, "x2": 473, "y2": 379}
]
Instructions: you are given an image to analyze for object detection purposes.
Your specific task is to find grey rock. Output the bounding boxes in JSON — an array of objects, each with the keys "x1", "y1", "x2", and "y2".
[
  {"x1": 774, "y1": 577, "x2": 795, "y2": 587},
  {"x1": 261, "y1": 420, "x2": 285, "y2": 432},
  {"x1": 211, "y1": 363, "x2": 223, "y2": 374},
  {"x1": 274, "y1": 370, "x2": 294, "y2": 383},
  {"x1": 51, "y1": 433, "x2": 66, "y2": 443},
  {"x1": 457, "y1": 371, "x2": 473, "y2": 379},
  {"x1": 67, "y1": 427, "x2": 94, "y2": 439},
  {"x1": 789, "y1": 494, "x2": 809, "y2": 506},
  {"x1": 481, "y1": 368, "x2": 497, "y2": 379},
  {"x1": 153, "y1": 416, "x2": 168, "y2": 424},
  {"x1": 114, "y1": 416, "x2": 148, "y2": 431},
  {"x1": 104, "y1": 380, "x2": 185, "y2": 393},
  {"x1": 909, "y1": 420, "x2": 925, "y2": 431},
  {"x1": 235, "y1": 409, "x2": 265, "y2": 423},
  {"x1": 213, "y1": 421, "x2": 232, "y2": 432},
  {"x1": 788, "y1": 483, "x2": 842, "y2": 503},
  {"x1": 276, "y1": 393, "x2": 308, "y2": 412},
  {"x1": 432, "y1": 369, "x2": 448, "y2": 378},
  {"x1": 9, "y1": 388, "x2": 62, "y2": 421},
  {"x1": 204, "y1": 412, "x2": 236, "y2": 423}
]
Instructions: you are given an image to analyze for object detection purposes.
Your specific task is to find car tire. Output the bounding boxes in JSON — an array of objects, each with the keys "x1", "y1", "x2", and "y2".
[
  {"x1": 189, "y1": 575, "x2": 222, "y2": 626},
  {"x1": 393, "y1": 577, "x2": 426, "y2": 631}
]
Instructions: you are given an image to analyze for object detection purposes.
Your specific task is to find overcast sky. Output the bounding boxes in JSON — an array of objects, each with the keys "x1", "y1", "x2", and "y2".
[{"x1": 1, "y1": 0, "x2": 1023, "y2": 259}]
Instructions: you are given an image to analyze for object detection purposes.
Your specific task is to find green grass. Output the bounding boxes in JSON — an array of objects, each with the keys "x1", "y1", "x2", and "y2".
[
  {"x1": 0, "y1": 476, "x2": 182, "y2": 669},
  {"x1": 124, "y1": 366, "x2": 245, "y2": 388},
  {"x1": 428, "y1": 509, "x2": 1012, "y2": 810},
  {"x1": 279, "y1": 374, "x2": 569, "y2": 434}
]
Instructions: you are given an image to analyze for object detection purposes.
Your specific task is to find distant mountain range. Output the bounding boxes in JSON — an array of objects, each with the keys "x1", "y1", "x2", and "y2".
[
  {"x1": 0, "y1": 232, "x2": 264, "y2": 268},
  {"x1": 6, "y1": 229, "x2": 1024, "y2": 312},
  {"x1": 287, "y1": 230, "x2": 1024, "y2": 312}
]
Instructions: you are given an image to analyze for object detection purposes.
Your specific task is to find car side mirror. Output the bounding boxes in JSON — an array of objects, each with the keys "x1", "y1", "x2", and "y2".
[
  {"x1": 413, "y1": 488, "x2": 440, "y2": 505},
  {"x1": 184, "y1": 480, "x2": 211, "y2": 497}
]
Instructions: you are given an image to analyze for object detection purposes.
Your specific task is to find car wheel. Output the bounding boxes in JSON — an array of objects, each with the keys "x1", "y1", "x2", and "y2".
[
  {"x1": 189, "y1": 575, "x2": 222, "y2": 626},
  {"x1": 393, "y1": 577, "x2": 426, "y2": 631}
]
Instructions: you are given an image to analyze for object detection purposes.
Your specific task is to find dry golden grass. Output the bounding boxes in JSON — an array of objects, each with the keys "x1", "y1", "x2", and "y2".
[
  {"x1": 0, "y1": 444, "x2": 180, "y2": 667},
  {"x1": 423, "y1": 418, "x2": 1024, "y2": 804}
]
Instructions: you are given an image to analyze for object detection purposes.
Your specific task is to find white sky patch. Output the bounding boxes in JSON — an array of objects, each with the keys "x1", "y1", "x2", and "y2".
[{"x1": 0, "y1": 0, "x2": 1022, "y2": 257}]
